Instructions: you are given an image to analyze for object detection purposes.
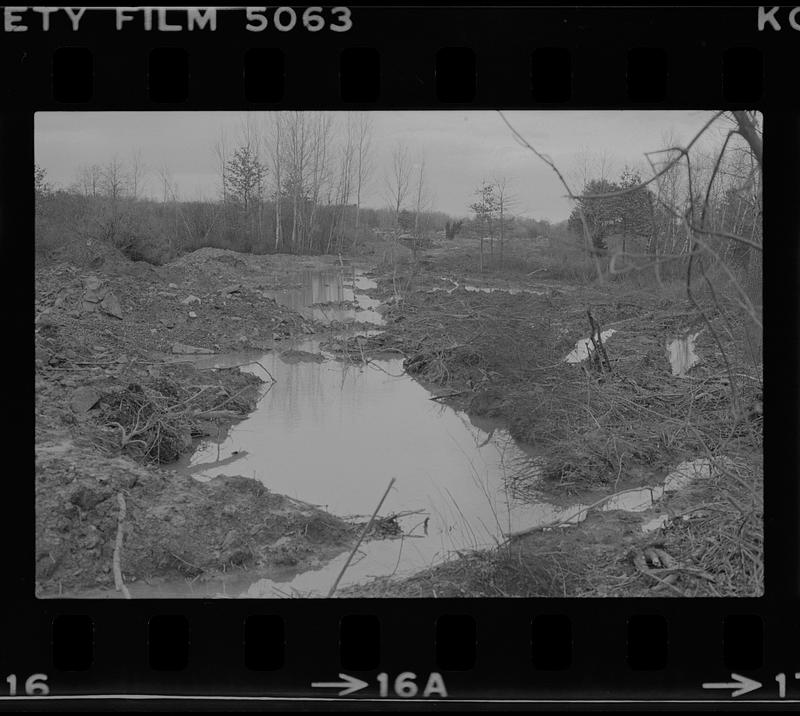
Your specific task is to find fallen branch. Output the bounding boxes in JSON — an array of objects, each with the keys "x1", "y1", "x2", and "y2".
[
  {"x1": 429, "y1": 390, "x2": 470, "y2": 401},
  {"x1": 113, "y1": 493, "x2": 131, "y2": 599},
  {"x1": 328, "y1": 477, "x2": 396, "y2": 598}
]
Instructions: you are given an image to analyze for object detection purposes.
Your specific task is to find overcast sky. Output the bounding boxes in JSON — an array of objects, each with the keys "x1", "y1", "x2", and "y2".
[{"x1": 36, "y1": 110, "x2": 720, "y2": 222}]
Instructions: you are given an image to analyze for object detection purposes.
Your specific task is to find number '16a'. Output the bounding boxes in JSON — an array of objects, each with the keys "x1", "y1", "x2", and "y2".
[{"x1": 377, "y1": 671, "x2": 447, "y2": 698}]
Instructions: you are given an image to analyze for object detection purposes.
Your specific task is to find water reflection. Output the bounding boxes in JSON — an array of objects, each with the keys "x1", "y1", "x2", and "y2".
[
  {"x1": 164, "y1": 268, "x2": 710, "y2": 597},
  {"x1": 261, "y1": 269, "x2": 384, "y2": 325}
]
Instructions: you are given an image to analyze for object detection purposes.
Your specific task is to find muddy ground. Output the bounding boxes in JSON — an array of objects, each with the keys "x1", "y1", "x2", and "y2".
[
  {"x1": 341, "y1": 237, "x2": 763, "y2": 598},
  {"x1": 35, "y1": 237, "x2": 763, "y2": 598},
  {"x1": 34, "y1": 245, "x2": 375, "y2": 597}
]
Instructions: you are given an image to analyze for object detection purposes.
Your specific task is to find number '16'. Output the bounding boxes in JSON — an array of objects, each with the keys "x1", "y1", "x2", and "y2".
[{"x1": 6, "y1": 674, "x2": 50, "y2": 695}]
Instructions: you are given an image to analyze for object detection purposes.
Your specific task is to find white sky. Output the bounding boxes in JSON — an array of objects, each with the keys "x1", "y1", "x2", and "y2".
[{"x1": 35, "y1": 110, "x2": 720, "y2": 222}]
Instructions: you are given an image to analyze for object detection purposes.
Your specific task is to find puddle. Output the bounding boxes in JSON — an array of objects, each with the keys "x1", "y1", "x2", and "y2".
[
  {"x1": 138, "y1": 268, "x2": 719, "y2": 598},
  {"x1": 663, "y1": 459, "x2": 712, "y2": 492},
  {"x1": 261, "y1": 269, "x2": 384, "y2": 325},
  {"x1": 432, "y1": 277, "x2": 546, "y2": 296},
  {"x1": 156, "y1": 267, "x2": 591, "y2": 597},
  {"x1": 180, "y1": 349, "x2": 569, "y2": 596},
  {"x1": 565, "y1": 330, "x2": 617, "y2": 363},
  {"x1": 667, "y1": 331, "x2": 701, "y2": 376}
]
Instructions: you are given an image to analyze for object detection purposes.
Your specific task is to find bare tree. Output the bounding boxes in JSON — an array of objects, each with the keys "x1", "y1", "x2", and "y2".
[
  {"x1": 412, "y1": 151, "x2": 431, "y2": 257},
  {"x1": 264, "y1": 112, "x2": 284, "y2": 250},
  {"x1": 101, "y1": 156, "x2": 128, "y2": 201},
  {"x1": 492, "y1": 174, "x2": 516, "y2": 267},
  {"x1": 329, "y1": 114, "x2": 356, "y2": 254},
  {"x1": 384, "y1": 142, "x2": 412, "y2": 237},
  {"x1": 284, "y1": 111, "x2": 314, "y2": 251},
  {"x1": 212, "y1": 128, "x2": 229, "y2": 205},
  {"x1": 307, "y1": 112, "x2": 334, "y2": 253},
  {"x1": 129, "y1": 149, "x2": 145, "y2": 199},
  {"x1": 78, "y1": 163, "x2": 103, "y2": 198},
  {"x1": 354, "y1": 112, "x2": 373, "y2": 233}
]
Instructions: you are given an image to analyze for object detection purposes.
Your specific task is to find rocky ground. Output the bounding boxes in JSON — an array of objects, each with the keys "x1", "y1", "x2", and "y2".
[{"x1": 34, "y1": 245, "x2": 374, "y2": 597}]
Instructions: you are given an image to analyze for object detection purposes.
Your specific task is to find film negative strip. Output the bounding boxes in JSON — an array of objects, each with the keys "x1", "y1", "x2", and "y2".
[{"x1": 3, "y1": 2, "x2": 798, "y2": 710}]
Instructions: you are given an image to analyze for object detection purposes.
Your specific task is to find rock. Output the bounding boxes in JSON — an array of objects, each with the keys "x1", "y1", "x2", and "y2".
[
  {"x1": 171, "y1": 342, "x2": 215, "y2": 355},
  {"x1": 70, "y1": 386, "x2": 101, "y2": 413},
  {"x1": 159, "y1": 318, "x2": 175, "y2": 329},
  {"x1": 100, "y1": 292, "x2": 123, "y2": 319},
  {"x1": 82, "y1": 276, "x2": 109, "y2": 308},
  {"x1": 222, "y1": 284, "x2": 242, "y2": 295},
  {"x1": 168, "y1": 282, "x2": 179, "y2": 289},
  {"x1": 83, "y1": 276, "x2": 103, "y2": 292},
  {"x1": 180, "y1": 295, "x2": 201, "y2": 305},
  {"x1": 188, "y1": 311, "x2": 198, "y2": 319},
  {"x1": 221, "y1": 529, "x2": 238, "y2": 550},
  {"x1": 69, "y1": 485, "x2": 110, "y2": 511},
  {"x1": 35, "y1": 311, "x2": 58, "y2": 328}
]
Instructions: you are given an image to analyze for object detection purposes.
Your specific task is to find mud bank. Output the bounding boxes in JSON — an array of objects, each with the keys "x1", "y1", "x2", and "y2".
[
  {"x1": 34, "y1": 248, "x2": 376, "y2": 597},
  {"x1": 35, "y1": 438, "x2": 369, "y2": 598}
]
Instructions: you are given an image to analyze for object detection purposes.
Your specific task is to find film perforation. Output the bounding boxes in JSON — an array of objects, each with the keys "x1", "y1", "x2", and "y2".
[
  {"x1": 244, "y1": 615, "x2": 285, "y2": 671},
  {"x1": 435, "y1": 47, "x2": 476, "y2": 103},
  {"x1": 626, "y1": 47, "x2": 668, "y2": 104},
  {"x1": 435, "y1": 615, "x2": 476, "y2": 671},
  {"x1": 51, "y1": 614, "x2": 93, "y2": 672},
  {"x1": 339, "y1": 614, "x2": 380, "y2": 671},
  {"x1": 147, "y1": 47, "x2": 189, "y2": 104},
  {"x1": 531, "y1": 47, "x2": 572, "y2": 103},
  {"x1": 339, "y1": 47, "x2": 381, "y2": 103},
  {"x1": 244, "y1": 48, "x2": 286, "y2": 104},
  {"x1": 531, "y1": 614, "x2": 572, "y2": 671},
  {"x1": 723, "y1": 614, "x2": 764, "y2": 671},
  {"x1": 722, "y1": 47, "x2": 764, "y2": 103},
  {"x1": 626, "y1": 614, "x2": 669, "y2": 671},
  {"x1": 147, "y1": 615, "x2": 189, "y2": 672},
  {"x1": 51, "y1": 47, "x2": 93, "y2": 104}
]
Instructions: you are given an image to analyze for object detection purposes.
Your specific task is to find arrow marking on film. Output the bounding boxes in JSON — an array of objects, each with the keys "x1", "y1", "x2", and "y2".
[
  {"x1": 702, "y1": 673, "x2": 762, "y2": 697},
  {"x1": 311, "y1": 673, "x2": 369, "y2": 696}
]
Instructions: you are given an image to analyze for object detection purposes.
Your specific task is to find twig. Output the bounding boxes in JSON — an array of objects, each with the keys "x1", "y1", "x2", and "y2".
[
  {"x1": 113, "y1": 493, "x2": 131, "y2": 599},
  {"x1": 429, "y1": 390, "x2": 470, "y2": 401},
  {"x1": 328, "y1": 477, "x2": 396, "y2": 598}
]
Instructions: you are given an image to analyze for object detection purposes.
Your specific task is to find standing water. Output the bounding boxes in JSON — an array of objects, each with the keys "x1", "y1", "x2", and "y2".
[{"x1": 169, "y1": 268, "x2": 583, "y2": 597}]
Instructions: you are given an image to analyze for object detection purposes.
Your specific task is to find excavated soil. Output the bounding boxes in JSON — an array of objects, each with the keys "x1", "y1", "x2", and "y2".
[{"x1": 34, "y1": 247, "x2": 372, "y2": 597}]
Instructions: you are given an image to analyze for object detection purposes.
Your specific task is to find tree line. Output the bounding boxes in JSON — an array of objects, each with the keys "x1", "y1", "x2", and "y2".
[{"x1": 34, "y1": 112, "x2": 456, "y2": 264}]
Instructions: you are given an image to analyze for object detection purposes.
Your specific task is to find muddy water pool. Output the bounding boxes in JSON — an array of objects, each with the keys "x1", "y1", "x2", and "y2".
[{"x1": 142, "y1": 268, "x2": 672, "y2": 598}]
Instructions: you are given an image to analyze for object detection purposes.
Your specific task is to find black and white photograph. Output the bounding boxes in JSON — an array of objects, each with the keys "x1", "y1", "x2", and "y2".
[{"x1": 34, "y1": 109, "x2": 763, "y2": 599}]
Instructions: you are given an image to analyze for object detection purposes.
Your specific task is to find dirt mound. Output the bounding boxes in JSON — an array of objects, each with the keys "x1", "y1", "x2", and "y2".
[
  {"x1": 168, "y1": 247, "x2": 251, "y2": 268},
  {"x1": 35, "y1": 438, "x2": 362, "y2": 596}
]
